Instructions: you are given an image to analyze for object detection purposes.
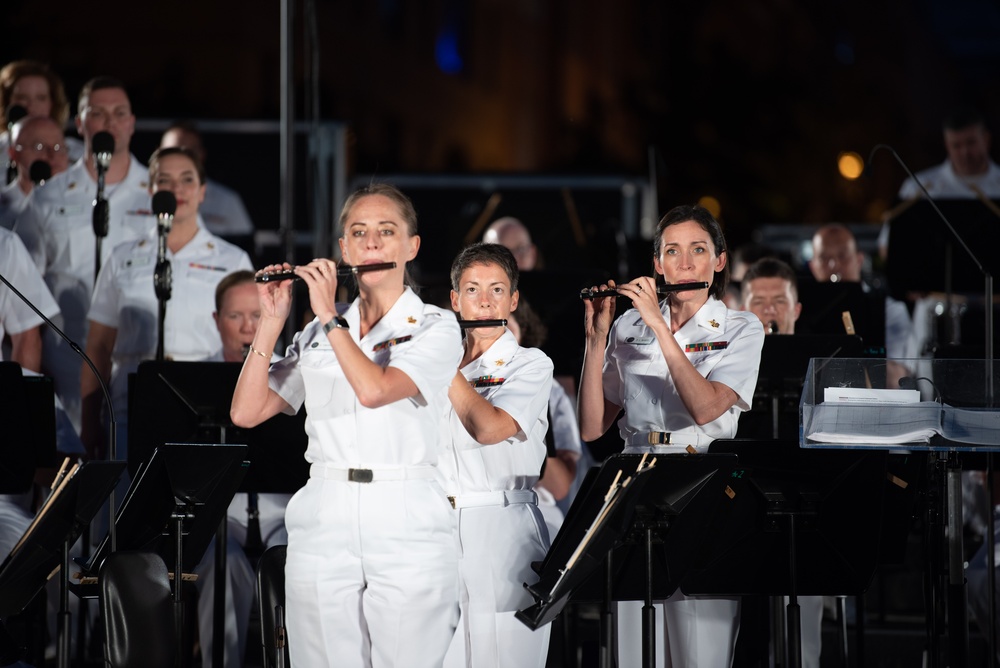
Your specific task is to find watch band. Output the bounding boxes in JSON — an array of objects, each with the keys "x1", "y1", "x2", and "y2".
[{"x1": 322, "y1": 316, "x2": 349, "y2": 334}]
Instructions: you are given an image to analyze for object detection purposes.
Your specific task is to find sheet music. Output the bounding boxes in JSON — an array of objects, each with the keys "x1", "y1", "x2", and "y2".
[{"x1": 805, "y1": 401, "x2": 1000, "y2": 445}]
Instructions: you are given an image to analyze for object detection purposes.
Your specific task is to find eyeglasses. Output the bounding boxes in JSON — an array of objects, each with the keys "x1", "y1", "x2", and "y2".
[{"x1": 14, "y1": 142, "x2": 64, "y2": 154}]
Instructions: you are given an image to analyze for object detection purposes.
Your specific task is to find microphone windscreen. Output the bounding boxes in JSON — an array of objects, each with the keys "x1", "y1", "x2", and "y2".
[
  {"x1": 29, "y1": 160, "x2": 51, "y2": 184},
  {"x1": 92, "y1": 131, "x2": 115, "y2": 156},
  {"x1": 898, "y1": 376, "x2": 917, "y2": 390},
  {"x1": 152, "y1": 190, "x2": 177, "y2": 217},
  {"x1": 6, "y1": 105, "x2": 27, "y2": 127}
]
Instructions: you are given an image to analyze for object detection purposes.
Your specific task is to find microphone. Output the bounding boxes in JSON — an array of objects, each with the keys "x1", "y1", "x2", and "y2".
[
  {"x1": 5, "y1": 104, "x2": 27, "y2": 131},
  {"x1": 152, "y1": 190, "x2": 177, "y2": 232},
  {"x1": 767, "y1": 320, "x2": 780, "y2": 335},
  {"x1": 579, "y1": 281, "x2": 710, "y2": 300},
  {"x1": 29, "y1": 160, "x2": 51, "y2": 185},
  {"x1": 91, "y1": 131, "x2": 114, "y2": 172},
  {"x1": 254, "y1": 261, "x2": 398, "y2": 283}
]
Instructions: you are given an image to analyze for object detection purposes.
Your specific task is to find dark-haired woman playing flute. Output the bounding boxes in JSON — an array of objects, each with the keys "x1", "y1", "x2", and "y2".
[
  {"x1": 231, "y1": 183, "x2": 462, "y2": 667},
  {"x1": 578, "y1": 204, "x2": 764, "y2": 667}
]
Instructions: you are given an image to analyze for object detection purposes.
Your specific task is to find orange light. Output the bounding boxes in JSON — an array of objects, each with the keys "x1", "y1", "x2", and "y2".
[
  {"x1": 838, "y1": 151, "x2": 864, "y2": 180},
  {"x1": 697, "y1": 195, "x2": 721, "y2": 218}
]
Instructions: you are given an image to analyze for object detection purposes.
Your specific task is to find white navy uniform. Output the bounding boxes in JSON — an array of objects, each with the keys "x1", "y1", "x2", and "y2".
[
  {"x1": 441, "y1": 329, "x2": 553, "y2": 668},
  {"x1": 0, "y1": 226, "x2": 59, "y2": 355},
  {"x1": 603, "y1": 296, "x2": 764, "y2": 668},
  {"x1": 88, "y1": 220, "x2": 252, "y2": 454},
  {"x1": 269, "y1": 287, "x2": 462, "y2": 667},
  {"x1": 13, "y1": 155, "x2": 151, "y2": 431},
  {"x1": 0, "y1": 180, "x2": 28, "y2": 231},
  {"x1": 536, "y1": 381, "x2": 584, "y2": 539},
  {"x1": 898, "y1": 158, "x2": 1000, "y2": 199},
  {"x1": 200, "y1": 178, "x2": 254, "y2": 237}
]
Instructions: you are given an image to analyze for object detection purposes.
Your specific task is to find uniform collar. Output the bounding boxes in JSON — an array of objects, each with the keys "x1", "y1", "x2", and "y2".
[
  {"x1": 463, "y1": 328, "x2": 519, "y2": 375},
  {"x1": 343, "y1": 286, "x2": 426, "y2": 342},
  {"x1": 60, "y1": 154, "x2": 149, "y2": 194}
]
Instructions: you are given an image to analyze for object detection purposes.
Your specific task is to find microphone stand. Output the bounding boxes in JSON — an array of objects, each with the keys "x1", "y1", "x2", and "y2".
[
  {"x1": 153, "y1": 215, "x2": 173, "y2": 362},
  {"x1": 92, "y1": 159, "x2": 110, "y2": 286},
  {"x1": 0, "y1": 270, "x2": 117, "y2": 668},
  {"x1": 871, "y1": 144, "x2": 994, "y2": 667}
]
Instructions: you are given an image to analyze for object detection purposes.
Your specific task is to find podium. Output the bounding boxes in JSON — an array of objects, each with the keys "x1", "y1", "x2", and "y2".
[
  {"x1": 800, "y1": 356, "x2": 1000, "y2": 668},
  {"x1": 517, "y1": 453, "x2": 744, "y2": 666}
]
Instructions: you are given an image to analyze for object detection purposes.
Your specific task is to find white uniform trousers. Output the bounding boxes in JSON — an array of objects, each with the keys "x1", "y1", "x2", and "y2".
[
  {"x1": 616, "y1": 593, "x2": 740, "y2": 667},
  {"x1": 443, "y1": 496, "x2": 551, "y2": 668},
  {"x1": 284, "y1": 474, "x2": 459, "y2": 667}
]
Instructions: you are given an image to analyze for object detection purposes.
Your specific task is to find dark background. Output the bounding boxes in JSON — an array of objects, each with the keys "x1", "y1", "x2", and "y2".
[{"x1": 5, "y1": 0, "x2": 1000, "y2": 250}]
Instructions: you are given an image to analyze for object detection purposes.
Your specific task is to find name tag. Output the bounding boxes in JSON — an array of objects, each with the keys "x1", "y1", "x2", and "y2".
[
  {"x1": 58, "y1": 204, "x2": 87, "y2": 216},
  {"x1": 626, "y1": 336, "x2": 654, "y2": 345}
]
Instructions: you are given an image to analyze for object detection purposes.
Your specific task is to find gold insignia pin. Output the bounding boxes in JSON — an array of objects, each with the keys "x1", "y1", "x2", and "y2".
[
  {"x1": 407, "y1": 316, "x2": 417, "y2": 324},
  {"x1": 138, "y1": 240, "x2": 146, "y2": 248},
  {"x1": 708, "y1": 319, "x2": 720, "y2": 328},
  {"x1": 207, "y1": 242, "x2": 215, "y2": 249},
  {"x1": 67, "y1": 182, "x2": 77, "y2": 190},
  {"x1": 495, "y1": 359, "x2": 505, "y2": 367}
]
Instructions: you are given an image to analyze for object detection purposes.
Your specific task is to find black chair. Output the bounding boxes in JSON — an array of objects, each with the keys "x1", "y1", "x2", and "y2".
[
  {"x1": 99, "y1": 551, "x2": 176, "y2": 668},
  {"x1": 256, "y1": 544, "x2": 289, "y2": 668}
]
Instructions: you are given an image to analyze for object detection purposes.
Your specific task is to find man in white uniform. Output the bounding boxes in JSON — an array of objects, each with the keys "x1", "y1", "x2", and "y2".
[
  {"x1": 14, "y1": 76, "x2": 151, "y2": 431},
  {"x1": 0, "y1": 116, "x2": 69, "y2": 230},
  {"x1": 441, "y1": 243, "x2": 553, "y2": 668},
  {"x1": 898, "y1": 107, "x2": 1000, "y2": 200}
]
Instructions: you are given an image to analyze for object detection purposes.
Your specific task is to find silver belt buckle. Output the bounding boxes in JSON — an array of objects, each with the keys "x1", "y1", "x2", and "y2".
[{"x1": 348, "y1": 468, "x2": 374, "y2": 483}]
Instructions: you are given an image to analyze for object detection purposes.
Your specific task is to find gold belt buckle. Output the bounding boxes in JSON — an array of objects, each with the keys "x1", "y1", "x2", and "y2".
[
  {"x1": 348, "y1": 468, "x2": 374, "y2": 483},
  {"x1": 647, "y1": 432, "x2": 670, "y2": 446}
]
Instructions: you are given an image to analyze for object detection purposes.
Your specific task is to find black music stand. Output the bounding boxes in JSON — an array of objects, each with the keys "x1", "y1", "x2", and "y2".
[
  {"x1": 886, "y1": 199, "x2": 1000, "y2": 303},
  {"x1": 127, "y1": 361, "x2": 308, "y2": 493},
  {"x1": 0, "y1": 362, "x2": 57, "y2": 494},
  {"x1": 127, "y1": 361, "x2": 307, "y2": 668},
  {"x1": 693, "y1": 439, "x2": 901, "y2": 668},
  {"x1": 795, "y1": 279, "x2": 887, "y2": 352},
  {"x1": 737, "y1": 335, "x2": 866, "y2": 441},
  {"x1": 0, "y1": 461, "x2": 126, "y2": 666},
  {"x1": 517, "y1": 453, "x2": 743, "y2": 667}
]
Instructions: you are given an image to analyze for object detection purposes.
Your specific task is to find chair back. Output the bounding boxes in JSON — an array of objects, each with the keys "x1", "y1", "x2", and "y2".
[
  {"x1": 256, "y1": 544, "x2": 289, "y2": 668},
  {"x1": 99, "y1": 550, "x2": 176, "y2": 668}
]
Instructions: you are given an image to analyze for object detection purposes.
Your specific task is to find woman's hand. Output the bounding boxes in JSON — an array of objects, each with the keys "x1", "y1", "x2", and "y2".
[
  {"x1": 615, "y1": 276, "x2": 667, "y2": 335},
  {"x1": 255, "y1": 263, "x2": 295, "y2": 322},
  {"x1": 296, "y1": 258, "x2": 340, "y2": 325},
  {"x1": 583, "y1": 279, "x2": 617, "y2": 341}
]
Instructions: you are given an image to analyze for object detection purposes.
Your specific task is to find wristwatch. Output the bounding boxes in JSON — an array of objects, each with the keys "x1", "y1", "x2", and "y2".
[{"x1": 322, "y1": 316, "x2": 349, "y2": 334}]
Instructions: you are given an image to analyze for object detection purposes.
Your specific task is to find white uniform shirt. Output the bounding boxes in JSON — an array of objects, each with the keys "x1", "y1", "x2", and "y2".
[
  {"x1": 13, "y1": 155, "x2": 151, "y2": 428},
  {"x1": 441, "y1": 328, "x2": 553, "y2": 495},
  {"x1": 269, "y1": 287, "x2": 462, "y2": 467},
  {"x1": 898, "y1": 159, "x2": 1000, "y2": 199},
  {"x1": 0, "y1": 227, "x2": 60, "y2": 358},
  {"x1": 603, "y1": 297, "x2": 764, "y2": 452},
  {"x1": 0, "y1": 180, "x2": 27, "y2": 231},
  {"x1": 200, "y1": 178, "x2": 254, "y2": 236},
  {"x1": 87, "y1": 221, "x2": 253, "y2": 416}
]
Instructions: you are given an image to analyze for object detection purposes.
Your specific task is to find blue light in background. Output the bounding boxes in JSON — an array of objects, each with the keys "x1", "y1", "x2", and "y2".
[{"x1": 435, "y1": 28, "x2": 464, "y2": 74}]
